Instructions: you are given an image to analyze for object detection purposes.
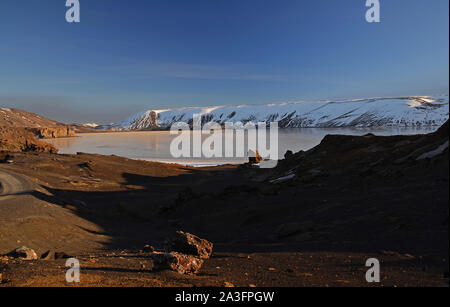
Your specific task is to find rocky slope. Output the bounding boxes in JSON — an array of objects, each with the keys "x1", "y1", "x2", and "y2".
[
  {"x1": 0, "y1": 127, "x2": 58, "y2": 154},
  {"x1": 0, "y1": 108, "x2": 63, "y2": 128},
  {"x1": 0, "y1": 107, "x2": 75, "y2": 138},
  {"x1": 104, "y1": 96, "x2": 449, "y2": 130}
]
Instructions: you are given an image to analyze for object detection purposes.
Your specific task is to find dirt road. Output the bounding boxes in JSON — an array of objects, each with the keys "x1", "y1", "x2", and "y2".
[
  {"x1": 0, "y1": 168, "x2": 34, "y2": 198},
  {"x1": 0, "y1": 166, "x2": 110, "y2": 256}
]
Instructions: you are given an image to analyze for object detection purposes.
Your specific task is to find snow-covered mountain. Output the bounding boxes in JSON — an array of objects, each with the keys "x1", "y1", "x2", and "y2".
[
  {"x1": 81, "y1": 123, "x2": 99, "y2": 128},
  {"x1": 104, "y1": 96, "x2": 449, "y2": 130}
]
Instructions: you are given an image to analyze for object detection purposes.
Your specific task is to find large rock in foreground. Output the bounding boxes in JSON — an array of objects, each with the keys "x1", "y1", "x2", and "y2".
[
  {"x1": 150, "y1": 231, "x2": 213, "y2": 275},
  {"x1": 151, "y1": 252, "x2": 204, "y2": 275},
  {"x1": 164, "y1": 231, "x2": 213, "y2": 259}
]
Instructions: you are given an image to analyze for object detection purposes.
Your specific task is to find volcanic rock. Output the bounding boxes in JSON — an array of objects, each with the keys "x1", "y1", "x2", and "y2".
[
  {"x1": 164, "y1": 231, "x2": 213, "y2": 259},
  {"x1": 151, "y1": 251, "x2": 204, "y2": 275},
  {"x1": 248, "y1": 150, "x2": 263, "y2": 165}
]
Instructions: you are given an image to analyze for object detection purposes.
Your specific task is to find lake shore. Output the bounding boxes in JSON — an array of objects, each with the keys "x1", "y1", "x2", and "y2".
[{"x1": 44, "y1": 126, "x2": 441, "y2": 166}]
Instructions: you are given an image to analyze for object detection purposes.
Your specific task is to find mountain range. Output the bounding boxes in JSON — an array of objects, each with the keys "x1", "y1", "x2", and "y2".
[{"x1": 101, "y1": 96, "x2": 449, "y2": 130}]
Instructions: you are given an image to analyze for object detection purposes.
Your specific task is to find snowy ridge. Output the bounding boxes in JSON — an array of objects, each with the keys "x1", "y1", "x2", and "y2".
[
  {"x1": 105, "y1": 96, "x2": 449, "y2": 130},
  {"x1": 80, "y1": 123, "x2": 100, "y2": 128}
]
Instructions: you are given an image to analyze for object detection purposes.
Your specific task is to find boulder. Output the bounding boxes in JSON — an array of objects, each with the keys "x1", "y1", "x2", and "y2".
[
  {"x1": 164, "y1": 231, "x2": 213, "y2": 259},
  {"x1": 6, "y1": 246, "x2": 38, "y2": 260},
  {"x1": 142, "y1": 245, "x2": 155, "y2": 252},
  {"x1": 248, "y1": 150, "x2": 263, "y2": 165},
  {"x1": 151, "y1": 252, "x2": 204, "y2": 275},
  {"x1": 284, "y1": 150, "x2": 293, "y2": 159}
]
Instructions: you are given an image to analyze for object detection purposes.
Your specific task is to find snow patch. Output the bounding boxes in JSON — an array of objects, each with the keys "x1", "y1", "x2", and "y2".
[
  {"x1": 269, "y1": 170, "x2": 295, "y2": 183},
  {"x1": 83, "y1": 123, "x2": 99, "y2": 128},
  {"x1": 416, "y1": 141, "x2": 449, "y2": 160}
]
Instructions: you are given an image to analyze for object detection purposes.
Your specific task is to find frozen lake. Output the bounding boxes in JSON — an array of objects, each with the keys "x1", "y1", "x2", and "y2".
[{"x1": 45, "y1": 127, "x2": 439, "y2": 166}]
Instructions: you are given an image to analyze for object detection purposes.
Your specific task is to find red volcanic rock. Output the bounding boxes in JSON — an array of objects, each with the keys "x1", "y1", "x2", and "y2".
[
  {"x1": 248, "y1": 149, "x2": 263, "y2": 165},
  {"x1": 164, "y1": 231, "x2": 213, "y2": 259},
  {"x1": 151, "y1": 251, "x2": 204, "y2": 275},
  {"x1": 151, "y1": 231, "x2": 213, "y2": 275}
]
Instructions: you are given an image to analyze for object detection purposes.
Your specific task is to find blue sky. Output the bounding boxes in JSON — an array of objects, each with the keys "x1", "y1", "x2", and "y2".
[{"x1": 0, "y1": 0, "x2": 448, "y2": 123}]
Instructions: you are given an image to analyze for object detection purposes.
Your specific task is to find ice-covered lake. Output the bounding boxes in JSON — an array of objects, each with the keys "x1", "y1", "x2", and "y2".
[{"x1": 45, "y1": 127, "x2": 439, "y2": 166}]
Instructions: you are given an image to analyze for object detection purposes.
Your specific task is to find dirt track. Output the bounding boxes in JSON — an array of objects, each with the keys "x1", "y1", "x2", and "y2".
[
  {"x1": 0, "y1": 168, "x2": 35, "y2": 197},
  {"x1": 0, "y1": 166, "x2": 111, "y2": 257}
]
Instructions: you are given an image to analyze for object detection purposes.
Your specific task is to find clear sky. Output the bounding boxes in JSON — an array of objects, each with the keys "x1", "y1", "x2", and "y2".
[{"x1": 0, "y1": 0, "x2": 448, "y2": 123}]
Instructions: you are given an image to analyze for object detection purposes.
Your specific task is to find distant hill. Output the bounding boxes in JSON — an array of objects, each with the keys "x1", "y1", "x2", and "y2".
[
  {"x1": 0, "y1": 107, "x2": 64, "y2": 128},
  {"x1": 70, "y1": 123, "x2": 103, "y2": 133}
]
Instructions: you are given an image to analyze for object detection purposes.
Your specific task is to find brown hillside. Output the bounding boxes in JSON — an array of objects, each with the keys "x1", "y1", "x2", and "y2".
[{"x1": 0, "y1": 107, "x2": 64, "y2": 128}]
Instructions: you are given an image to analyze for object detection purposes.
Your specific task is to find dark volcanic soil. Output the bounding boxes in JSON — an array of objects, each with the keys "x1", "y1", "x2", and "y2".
[{"x1": 0, "y1": 122, "x2": 448, "y2": 287}]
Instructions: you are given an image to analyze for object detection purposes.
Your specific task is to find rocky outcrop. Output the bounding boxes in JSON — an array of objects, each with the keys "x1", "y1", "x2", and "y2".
[
  {"x1": 0, "y1": 127, "x2": 58, "y2": 153},
  {"x1": 26, "y1": 126, "x2": 76, "y2": 139}
]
